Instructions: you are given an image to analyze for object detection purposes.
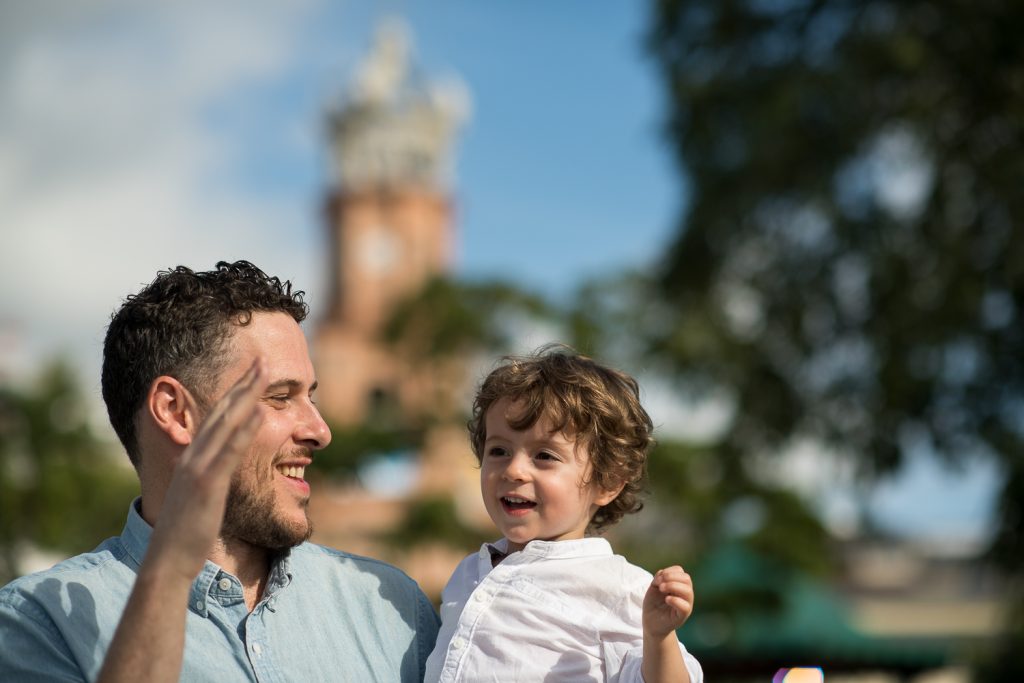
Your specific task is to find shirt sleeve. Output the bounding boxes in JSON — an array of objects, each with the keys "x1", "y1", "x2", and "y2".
[
  {"x1": 0, "y1": 589, "x2": 87, "y2": 683},
  {"x1": 415, "y1": 587, "x2": 442, "y2": 681},
  {"x1": 614, "y1": 640, "x2": 704, "y2": 683},
  {"x1": 603, "y1": 561, "x2": 704, "y2": 683}
]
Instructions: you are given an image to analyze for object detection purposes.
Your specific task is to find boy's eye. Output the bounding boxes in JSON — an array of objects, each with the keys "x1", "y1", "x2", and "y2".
[
  {"x1": 487, "y1": 447, "x2": 508, "y2": 457},
  {"x1": 536, "y1": 451, "x2": 558, "y2": 461}
]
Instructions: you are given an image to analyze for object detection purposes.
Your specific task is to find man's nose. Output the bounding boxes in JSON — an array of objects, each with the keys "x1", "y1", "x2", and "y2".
[{"x1": 297, "y1": 400, "x2": 332, "y2": 450}]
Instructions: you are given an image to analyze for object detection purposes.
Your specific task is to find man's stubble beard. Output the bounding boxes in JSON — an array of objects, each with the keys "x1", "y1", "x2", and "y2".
[{"x1": 221, "y1": 457, "x2": 313, "y2": 552}]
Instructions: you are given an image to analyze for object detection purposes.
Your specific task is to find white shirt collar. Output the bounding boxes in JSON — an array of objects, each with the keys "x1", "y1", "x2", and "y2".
[{"x1": 481, "y1": 536, "x2": 613, "y2": 563}]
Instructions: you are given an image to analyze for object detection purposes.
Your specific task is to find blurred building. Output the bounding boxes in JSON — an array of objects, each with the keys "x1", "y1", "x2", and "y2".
[
  {"x1": 837, "y1": 535, "x2": 1004, "y2": 682},
  {"x1": 314, "y1": 18, "x2": 469, "y2": 428},
  {"x1": 308, "y1": 19, "x2": 489, "y2": 597}
]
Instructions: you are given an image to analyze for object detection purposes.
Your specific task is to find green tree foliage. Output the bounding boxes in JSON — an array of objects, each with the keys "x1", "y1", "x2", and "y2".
[
  {"x1": 563, "y1": 273, "x2": 834, "y2": 579},
  {"x1": 612, "y1": 437, "x2": 833, "y2": 581},
  {"x1": 647, "y1": 0, "x2": 1023, "y2": 675},
  {"x1": 314, "y1": 422, "x2": 423, "y2": 480},
  {"x1": 384, "y1": 496, "x2": 493, "y2": 551},
  {"x1": 382, "y1": 276, "x2": 552, "y2": 362},
  {"x1": 0, "y1": 360, "x2": 137, "y2": 582}
]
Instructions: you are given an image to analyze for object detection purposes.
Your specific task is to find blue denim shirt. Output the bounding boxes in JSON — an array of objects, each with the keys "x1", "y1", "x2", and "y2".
[{"x1": 0, "y1": 499, "x2": 440, "y2": 682}]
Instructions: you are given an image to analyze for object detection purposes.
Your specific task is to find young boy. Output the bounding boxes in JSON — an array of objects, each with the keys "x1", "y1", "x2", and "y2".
[{"x1": 424, "y1": 348, "x2": 703, "y2": 682}]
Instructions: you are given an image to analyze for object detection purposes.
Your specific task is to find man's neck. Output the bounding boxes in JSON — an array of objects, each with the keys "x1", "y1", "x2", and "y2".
[{"x1": 208, "y1": 536, "x2": 273, "y2": 611}]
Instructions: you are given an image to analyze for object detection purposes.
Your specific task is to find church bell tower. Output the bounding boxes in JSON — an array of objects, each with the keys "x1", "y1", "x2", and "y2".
[{"x1": 314, "y1": 20, "x2": 469, "y2": 427}]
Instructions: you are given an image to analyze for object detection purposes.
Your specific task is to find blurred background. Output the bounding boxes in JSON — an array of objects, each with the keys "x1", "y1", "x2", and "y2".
[{"x1": 1, "y1": 2, "x2": 1021, "y2": 681}]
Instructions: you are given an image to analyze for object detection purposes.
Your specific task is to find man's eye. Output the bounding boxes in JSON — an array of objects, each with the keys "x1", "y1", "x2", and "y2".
[{"x1": 267, "y1": 395, "x2": 290, "y2": 404}]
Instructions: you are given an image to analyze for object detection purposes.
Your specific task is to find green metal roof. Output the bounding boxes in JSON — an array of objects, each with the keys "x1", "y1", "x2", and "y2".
[{"x1": 677, "y1": 542, "x2": 950, "y2": 673}]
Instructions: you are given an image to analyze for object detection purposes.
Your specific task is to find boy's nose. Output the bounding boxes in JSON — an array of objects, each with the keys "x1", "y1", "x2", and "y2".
[{"x1": 503, "y1": 453, "x2": 530, "y2": 481}]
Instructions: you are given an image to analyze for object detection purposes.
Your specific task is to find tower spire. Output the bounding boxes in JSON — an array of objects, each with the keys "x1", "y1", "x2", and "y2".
[{"x1": 328, "y1": 17, "x2": 469, "y2": 191}]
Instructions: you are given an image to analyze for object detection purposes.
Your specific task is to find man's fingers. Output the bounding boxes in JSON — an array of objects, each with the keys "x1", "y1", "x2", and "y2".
[
  {"x1": 205, "y1": 401, "x2": 262, "y2": 482},
  {"x1": 183, "y1": 359, "x2": 266, "y2": 470}
]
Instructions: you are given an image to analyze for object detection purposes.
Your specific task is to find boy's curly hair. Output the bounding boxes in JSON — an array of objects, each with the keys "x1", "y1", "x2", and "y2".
[
  {"x1": 102, "y1": 260, "x2": 307, "y2": 468},
  {"x1": 468, "y1": 345, "x2": 653, "y2": 532}
]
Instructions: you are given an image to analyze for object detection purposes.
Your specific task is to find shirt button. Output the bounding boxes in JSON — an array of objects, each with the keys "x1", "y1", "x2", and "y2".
[
  {"x1": 473, "y1": 591, "x2": 488, "y2": 602},
  {"x1": 194, "y1": 600, "x2": 204, "y2": 611},
  {"x1": 451, "y1": 638, "x2": 465, "y2": 650},
  {"x1": 218, "y1": 578, "x2": 232, "y2": 591},
  {"x1": 252, "y1": 643, "x2": 262, "y2": 656}
]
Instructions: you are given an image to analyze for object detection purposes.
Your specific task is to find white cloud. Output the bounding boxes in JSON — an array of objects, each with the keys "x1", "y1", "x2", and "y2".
[{"x1": 0, "y1": 0, "x2": 325, "y2": 387}]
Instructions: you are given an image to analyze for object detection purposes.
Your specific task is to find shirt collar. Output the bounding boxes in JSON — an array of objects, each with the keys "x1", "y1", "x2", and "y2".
[
  {"x1": 187, "y1": 549, "x2": 294, "y2": 617},
  {"x1": 481, "y1": 536, "x2": 614, "y2": 563},
  {"x1": 122, "y1": 497, "x2": 295, "y2": 617},
  {"x1": 121, "y1": 497, "x2": 151, "y2": 569}
]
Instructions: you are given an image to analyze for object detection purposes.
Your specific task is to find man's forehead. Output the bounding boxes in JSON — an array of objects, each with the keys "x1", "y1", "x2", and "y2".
[{"x1": 216, "y1": 312, "x2": 316, "y2": 387}]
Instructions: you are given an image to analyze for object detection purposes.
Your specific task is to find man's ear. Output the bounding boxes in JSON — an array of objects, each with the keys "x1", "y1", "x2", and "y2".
[{"x1": 147, "y1": 376, "x2": 201, "y2": 446}]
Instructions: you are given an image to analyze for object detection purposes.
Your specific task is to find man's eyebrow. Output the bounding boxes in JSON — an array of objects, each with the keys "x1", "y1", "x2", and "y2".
[
  {"x1": 265, "y1": 379, "x2": 301, "y2": 392},
  {"x1": 264, "y1": 379, "x2": 319, "y2": 393}
]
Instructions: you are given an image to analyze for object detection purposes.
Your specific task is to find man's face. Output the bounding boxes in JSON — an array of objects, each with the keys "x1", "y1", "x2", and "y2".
[{"x1": 206, "y1": 311, "x2": 331, "y2": 551}]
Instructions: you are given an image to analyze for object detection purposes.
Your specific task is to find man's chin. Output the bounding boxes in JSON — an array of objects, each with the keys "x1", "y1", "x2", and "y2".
[
  {"x1": 290, "y1": 518, "x2": 314, "y2": 546},
  {"x1": 266, "y1": 515, "x2": 313, "y2": 551},
  {"x1": 221, "y1": 511, "x2": 312, "y2": 552}
]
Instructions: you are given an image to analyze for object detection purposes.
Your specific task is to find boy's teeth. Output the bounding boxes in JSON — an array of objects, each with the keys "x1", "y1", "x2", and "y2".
[{"x1": 277, "y1": 465, "x2": 305, "y2": 479}]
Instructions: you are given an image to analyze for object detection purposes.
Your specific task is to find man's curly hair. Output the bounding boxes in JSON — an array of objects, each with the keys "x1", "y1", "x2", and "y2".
[
  {"x1": 468, "y1": 345, "x2": 654, "y2": 532},
  {"x1": 101, "y1": 260, "x2": 307, "y2": 467}
]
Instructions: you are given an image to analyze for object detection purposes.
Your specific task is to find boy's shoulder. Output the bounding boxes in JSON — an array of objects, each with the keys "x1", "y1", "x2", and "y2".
[{"x1": 591, "y1": 548, "x2": 654, "y2": 589}]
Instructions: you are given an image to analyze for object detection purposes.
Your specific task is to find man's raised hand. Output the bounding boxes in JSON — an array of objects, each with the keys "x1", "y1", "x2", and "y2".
[{"x1": 146, "y1": 358, "x2": 267, "y2": 582}]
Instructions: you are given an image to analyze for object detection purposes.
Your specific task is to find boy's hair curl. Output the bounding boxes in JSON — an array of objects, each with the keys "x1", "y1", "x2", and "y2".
[{"x1": 468, "y1": 344, "x2": 653, "y2": 532}]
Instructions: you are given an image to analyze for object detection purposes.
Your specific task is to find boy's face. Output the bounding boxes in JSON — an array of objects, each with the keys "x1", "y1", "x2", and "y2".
[{"x1": 480, "y1": 397, "x2": 620, "y2": 553}]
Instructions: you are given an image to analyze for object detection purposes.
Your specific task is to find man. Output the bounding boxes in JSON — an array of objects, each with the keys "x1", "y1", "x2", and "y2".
[{"x1": 0, "y1": 261, "x2": 439, "y2": 682}]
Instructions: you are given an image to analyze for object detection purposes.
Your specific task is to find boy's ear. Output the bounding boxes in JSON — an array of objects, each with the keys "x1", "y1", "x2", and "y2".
[
  {"x1": 593, "y1": 480, "x2": 627, "y2": 507},
  {"x1": 147, "y1": 376, "x2": 201, "y2": 446}
]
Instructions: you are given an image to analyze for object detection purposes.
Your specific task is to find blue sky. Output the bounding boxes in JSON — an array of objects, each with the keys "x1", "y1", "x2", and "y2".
[
  {"x1": 200, "y1": 1, "x2": 682, "y2": 296},
  {"x1": 0, "y1": 0, "x2": 997, "y2": 544}
]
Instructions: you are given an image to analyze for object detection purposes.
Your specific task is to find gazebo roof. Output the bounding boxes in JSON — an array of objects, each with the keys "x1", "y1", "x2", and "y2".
[{"x1": 678, "y1": 542, "x2": 950, "y2": 676}]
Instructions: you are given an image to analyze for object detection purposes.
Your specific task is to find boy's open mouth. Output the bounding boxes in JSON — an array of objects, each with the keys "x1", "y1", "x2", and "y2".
[{"x1": 501, "y1": 496, "x2": 537, "y2": 512}]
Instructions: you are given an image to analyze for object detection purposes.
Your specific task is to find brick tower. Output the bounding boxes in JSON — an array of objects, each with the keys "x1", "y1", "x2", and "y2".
[{"x1": 314, "y1": 20, "x2": 469, "y2": 428}]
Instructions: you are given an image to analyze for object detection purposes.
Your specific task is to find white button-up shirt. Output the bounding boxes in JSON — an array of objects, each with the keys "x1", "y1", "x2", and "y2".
[{"x1": 425, "y1": 537, "x2": 704, "y2": 682}]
